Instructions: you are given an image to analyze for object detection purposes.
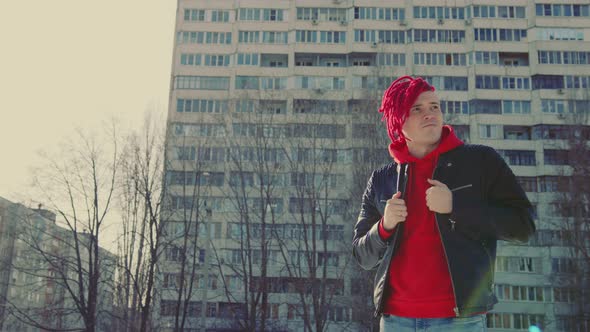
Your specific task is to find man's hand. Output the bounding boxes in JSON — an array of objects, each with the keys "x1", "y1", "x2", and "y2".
[
  {"x1": 426, "y1": 179, "x2": 453, "y2": 214},
  {"x1": 383, "y1": 191, "x2": 407, "y2": 231}
]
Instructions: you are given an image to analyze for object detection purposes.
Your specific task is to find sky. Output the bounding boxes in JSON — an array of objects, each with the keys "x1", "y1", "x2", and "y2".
[{"x1": 0, "y1": 0, "x2": 177, "y2": 202}]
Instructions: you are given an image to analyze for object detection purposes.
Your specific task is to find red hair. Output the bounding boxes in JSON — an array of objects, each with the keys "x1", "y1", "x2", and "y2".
[{"x1": 378, "y1": 76, "x2": 435, "y2": 146}]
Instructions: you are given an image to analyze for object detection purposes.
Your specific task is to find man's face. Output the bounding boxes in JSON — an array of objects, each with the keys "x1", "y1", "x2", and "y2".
[{"x1": 401, "y1": 91, "x2": 443, "y2": 147}]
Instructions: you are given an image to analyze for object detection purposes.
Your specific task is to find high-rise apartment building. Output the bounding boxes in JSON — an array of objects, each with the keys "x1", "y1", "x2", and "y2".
[{"x1": 162, "y1": 1, "x2": 590, "y2": 331}]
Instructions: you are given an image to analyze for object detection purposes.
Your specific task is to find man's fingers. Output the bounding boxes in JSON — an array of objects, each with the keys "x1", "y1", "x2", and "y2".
[
  {"x1": 386, "y1": 191, "x2": 405, "y2": 205},
  {"x1": 427, "y1": 179, "x2": 447, "y2": 187},
  {"x1": 386, "y1": 204, "x2": 406, "y2": 215}
]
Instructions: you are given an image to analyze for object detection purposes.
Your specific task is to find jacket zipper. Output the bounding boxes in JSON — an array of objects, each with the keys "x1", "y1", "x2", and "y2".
[
  {"x1": 450, "y1": 184, "x2": 473, "y2": 192},
  {"x1": 481, "y1": 240, "x2": 495, "y2": 293},
  {"x1": 432, "y1": 163, "x2": 461, "y2": 317}
]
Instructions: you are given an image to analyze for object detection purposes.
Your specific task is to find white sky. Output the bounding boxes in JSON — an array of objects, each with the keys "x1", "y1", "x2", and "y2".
[{"x1": 0, "y1": 0, "x2": 177, "y2": 202}]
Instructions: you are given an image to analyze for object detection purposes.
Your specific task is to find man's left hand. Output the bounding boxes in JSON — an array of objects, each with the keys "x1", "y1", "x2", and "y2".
[{"x1": 426, "y1": 179, "x2": 452, "y2": 214}]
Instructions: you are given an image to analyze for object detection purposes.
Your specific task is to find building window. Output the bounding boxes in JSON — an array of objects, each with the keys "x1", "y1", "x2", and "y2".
[
  {"x1": 498, "y1": 150, "x2": 536, "y2": 166},
  {"x1": 184, "y1": 9, "x2": 205, "y2": 21},
  {"x1": 502, "y1": 100, "x2": 531, "y2": 114},
  {"x1": 552, "y1": 258, "x2": 576, "y2": 273},
  {"x1": 474, "y1": 28, "x2": 497, "y2": 41},
  {"x1": 498, "y1": 29, "x2": 527, "y2": 41},
  {"x1": 293, "y1": 99, "x2": 348, "y2": 115},
  {"x1": 540, "y1": 100, "x2": 566, "y2": 113},
  {"x1": 262, "y1": 31, "x2": 288, "y2": 44},
  {"x1": 414, "y1": 53, "x2": 467, "y2": 66},
  {"x1": 554, "y1": 288, "x2": 576, "y2": 303},
  {"x1": 474, "y1": 51, "x2": 499, "y2": 65},
  {"x1": 535, "y1": 4, "x2": 590, "y2": 17},
  {"x1": 237, "y1": 53, "x2": 259, "y2": 66},
  {"x1": 354, "y1": 29, "x2": 375, "y2": 42},
  {"x1": 478, "y1": 124, "x2": 502, "y2": 139},
  {"x1": 532, "y1": 75, "x2": 564, "y2": 89},
  {"x1": 319, "y1": 31, "x2": 346, "y2": 44},
  {"x1": 354, "y1": 29, "x2": 406, "y2": 44},
  {"x1": 440, "y1": 100, "x2": 469, "y2": 114},
  {"x1": 174, "y1": 76, "x2": 229, "y2": 90},
  {"x1": 501, "y1": 77, "x2": 530, "y2": 90},
  {"x1": 180, "y1": 53, "x2": 202, "y2": 66},
  {"x1": 564, "y1": 75, "x2": 590, "y2": 89},
  {"x1": 473, "y1": 5, "x2": 496, "y2": 18},
  {"x1": 296, "y1": 30, "x2": 317, "y2": 43},
  {"x1": 516, "y1": 177, "x2": 537, "y2": 192},
  {"x1": 544, "y1": 149, "x2": 569, "y2": 165},
  {"x1": 235, "y1": 76, "x2": 260, "y2": 89},
  {"x1": 211, "y1": 10, "x2": 230, "y2": 22},
  {"x1": 413, "y1": 6, "x2": 467, "y2": 19},
  {"x1": 172, "y1": 123, "x2": 226, "y2": 137},
  {"x1": 260, "y1": 77, "x2": 287, "y2": 90},
  {"x1": 297, "y1": 7, "x2": 348, "y2": 22},
  {"x1": 538, "y1": 176, "x2": 562, "y2": 192},
  {"x1": 496, "y1": 256, "x2": 541, "y2": 273},
  {"x1": 498, "y1": 6, "x2": 526, "y2": 18},
  {"x1": 203, "y1": 54, "x2": 230, "y2": 67},
  {"x1": 263, "y1": 9, "x2": 284, "y2": 21},
  {"x1": 475, "y1": 75, "x2": 500, "y2": 89},
  {"x1": 495, "y1": 284, "x2": 547, "y2": 302},
  {"x1": 177, "y1": 31, "x2": 232, "y2": 44},
  {"x1": 295, "y1": 76, "x2": 345, "y2": 90},
  {"x1": 487, "y1": 313, "x2": 545, "y2": 330},
  {"x1": 470, "y1": 99, "x2": 501, "y2": 114},
  {"x1": 238, "y1": 31, "x2": 260, "y2": 43},
  {"x1": 411, "y1": 29, "x2": 465, "y2": 43},
  {"x1": 422, "y1": 76, "x2": 468, "y2": 91},
  {"x1": 537, "y1": 28, "x2": 584, "y2": 41},
  {"x1": 504, "y1": 125, "x2": 531, "y2": 140},
  {"x1": 234, "y1": 101, "x2": 256, "y2": 114},
  {"x1": 355, "y1": 7, "x2": 405, "y2": 20},
  {"x1": 377, "y1": 53, "x2": 406, "y2": 66},
  {"x1": 238, "y1": 8, "x2": 261, "y2": 21},
  {"x1": 196, "y1": 148, "x2": 226, "y2": 163}
]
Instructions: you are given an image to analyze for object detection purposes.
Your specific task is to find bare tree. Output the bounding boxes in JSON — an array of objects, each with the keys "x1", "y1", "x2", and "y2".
[
  {"x1": 346, "y1": 93, "x2": 390, "y2": 332},
  {"x1": 271, "y1": 98, "x2": 354, "y2": 332},
  {"x1": 547, "y1": 93, "x2": 590, "y2": 331},
  {"x1": 4, "y1": 125, "x2": 120, "y2": 332},
  {"x1": 218, "y1": 98, "x2": 294, "y2": 331},
  {"x1": 157, "y1": 113, "x2": 229, "y2": 332},
  {"x1": 114, "y1": 112, "x2": 167, "y2": 332}
]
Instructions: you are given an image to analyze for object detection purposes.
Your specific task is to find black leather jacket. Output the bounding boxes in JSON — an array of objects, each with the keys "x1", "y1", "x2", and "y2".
[{"x1": 352, "y1": 144, "x2": 536, "y2": 318}]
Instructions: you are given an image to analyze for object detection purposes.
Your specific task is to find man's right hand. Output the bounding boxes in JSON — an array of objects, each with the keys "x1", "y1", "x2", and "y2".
[{"x1": 383, "y1": 191, "x2": 407, "y2": 231}]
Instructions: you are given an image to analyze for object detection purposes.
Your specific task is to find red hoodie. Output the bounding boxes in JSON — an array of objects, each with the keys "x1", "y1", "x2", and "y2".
[{"x1": 378, "y1": 125, "x2": 463, "y2": 318}]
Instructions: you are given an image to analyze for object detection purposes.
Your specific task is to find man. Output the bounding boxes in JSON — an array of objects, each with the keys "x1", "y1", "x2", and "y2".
[{"x1": 352, "y1": 76, "x2": 535, "y2": 331}]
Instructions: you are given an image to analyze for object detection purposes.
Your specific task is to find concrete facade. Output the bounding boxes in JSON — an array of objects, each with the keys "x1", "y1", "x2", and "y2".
[{"x1": 0, "y1": 197, "x2": 116, "y2": 332}]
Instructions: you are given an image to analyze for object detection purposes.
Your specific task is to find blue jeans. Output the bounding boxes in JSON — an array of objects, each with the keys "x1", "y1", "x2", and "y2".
[{"x1": 380, "y1": 314, "x2": 487, "y2": 331}]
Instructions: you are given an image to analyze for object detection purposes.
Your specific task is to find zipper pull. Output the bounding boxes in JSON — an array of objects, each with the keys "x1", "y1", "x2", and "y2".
[{"x1": 449, "y1": 219, "x2": 456, "y2": 231}]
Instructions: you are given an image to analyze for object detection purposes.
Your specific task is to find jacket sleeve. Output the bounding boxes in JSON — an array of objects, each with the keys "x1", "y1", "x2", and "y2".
[
  {"x1": 450, "y1": 146, "x2": 536, "y2": 243},
  {"x1": 352, "y1": 170, "x2": 390, "y2": 270}
]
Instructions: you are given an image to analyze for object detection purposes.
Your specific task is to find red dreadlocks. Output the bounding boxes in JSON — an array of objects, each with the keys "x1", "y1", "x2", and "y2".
[{"x1": 378, "y1": 76, "x2": 435, "y2": 147}]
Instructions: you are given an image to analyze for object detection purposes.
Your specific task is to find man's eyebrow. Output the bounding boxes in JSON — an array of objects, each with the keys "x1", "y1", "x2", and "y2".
[{"x1": 411, "y1": 101, "x2": 440, "y2": 108}]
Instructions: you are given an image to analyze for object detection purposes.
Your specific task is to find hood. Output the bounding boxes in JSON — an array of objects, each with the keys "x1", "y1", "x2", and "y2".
[{"x1": 388, "y1": 125, "x2": 463, "y2": 164}]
